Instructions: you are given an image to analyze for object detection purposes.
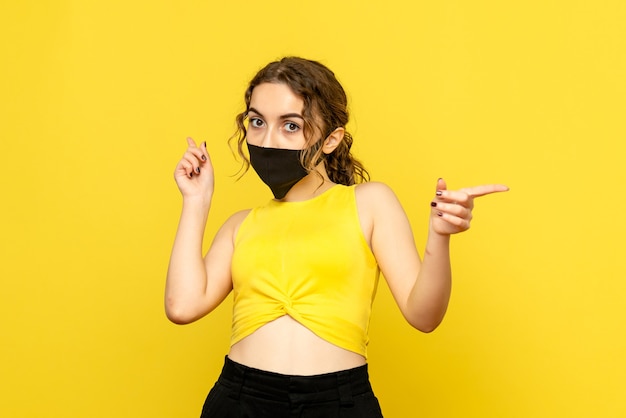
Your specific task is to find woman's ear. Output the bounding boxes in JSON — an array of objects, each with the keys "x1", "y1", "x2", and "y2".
[{"x1": 322, "y1": 127, "x2": 345, "y2": 154}]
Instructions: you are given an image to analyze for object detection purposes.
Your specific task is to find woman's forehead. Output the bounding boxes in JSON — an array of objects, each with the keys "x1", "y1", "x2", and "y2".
[{"x1": 249, "y1": 83, "x2": 303, "y2": 114}]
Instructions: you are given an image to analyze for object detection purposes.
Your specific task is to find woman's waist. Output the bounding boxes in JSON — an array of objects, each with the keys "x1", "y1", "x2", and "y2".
[{"x1": 228, "y1": 315, "x2": 366, "y2": 375}]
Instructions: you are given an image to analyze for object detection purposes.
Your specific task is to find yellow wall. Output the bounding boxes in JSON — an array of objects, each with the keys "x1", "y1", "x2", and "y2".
[{"x1": 1, "y1": 1, "x2": 625, "y2": 417}]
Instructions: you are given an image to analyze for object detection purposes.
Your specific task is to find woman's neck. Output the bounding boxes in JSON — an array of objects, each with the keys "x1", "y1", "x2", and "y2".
[{"x1": 278, "y1": 164, "x2": 336, "y2": 202}]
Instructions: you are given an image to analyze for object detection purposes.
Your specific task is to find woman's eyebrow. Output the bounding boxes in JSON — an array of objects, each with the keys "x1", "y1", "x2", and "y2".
[
  {"x1": 248, "y1": 107, "x2": 304, "y2": 120},
  {"x1": 279, "y1": 112, "x2": 304, "y2": 120}
]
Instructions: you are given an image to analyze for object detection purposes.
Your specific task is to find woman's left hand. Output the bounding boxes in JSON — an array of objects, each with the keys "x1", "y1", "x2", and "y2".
[{"x1": 430, "y1": 178, "x2": 509, "y2": 235}]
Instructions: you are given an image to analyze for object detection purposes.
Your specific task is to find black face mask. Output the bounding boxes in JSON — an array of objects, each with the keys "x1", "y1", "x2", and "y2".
[{"x1": 247, "y1": 143, "x2": 309, "y2": 199}]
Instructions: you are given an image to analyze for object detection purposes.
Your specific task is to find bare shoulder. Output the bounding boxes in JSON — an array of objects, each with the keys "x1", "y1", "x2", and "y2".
[
  {"x1": 354, "y1": 182, "x2": 413, "y2": 253},
  {"x1": 355, "y1": 181, "x2": 402, "y2": 211},
  {"x1": 221, "y1": 209, "x2": 252, "y2": 235},
  {"x1": 355, "y1": 181, "x2": 395, "y2": 198},
  {"x1": 207, "y1": 209, "x2": 252, "y2": 248},
  {"x1": 354, "y1": 182, "x2": 407, "y2": 241},
  {"x1": 226, "y1": 208, "x2": 252, "y2": 224}
]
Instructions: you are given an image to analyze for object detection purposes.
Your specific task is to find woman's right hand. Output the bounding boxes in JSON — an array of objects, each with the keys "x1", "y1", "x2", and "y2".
[{"x1": 174, "y1": 137, "x2": 214, "y2": 200}]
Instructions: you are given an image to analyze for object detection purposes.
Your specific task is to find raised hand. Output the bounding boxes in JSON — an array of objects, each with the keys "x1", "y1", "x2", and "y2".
[
  {"x1": 174, "y1": 137, "x2": 214, "y2": 200},
  {"x1": 430, "y1": 178, "x2": 508, "y2": 235}
]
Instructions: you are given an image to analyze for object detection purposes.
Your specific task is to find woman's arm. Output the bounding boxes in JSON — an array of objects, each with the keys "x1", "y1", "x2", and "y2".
[
  {"x1": 358, "y1": 179, "x2": 507, "y2": 332},
  {"x1": 164, "y1": 137, "x2": 239, "y2": 324}
]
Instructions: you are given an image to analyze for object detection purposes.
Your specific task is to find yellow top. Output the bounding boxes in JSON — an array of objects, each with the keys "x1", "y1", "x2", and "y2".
[{"x1": 230, "y1": 184, "x2": 380, "y2": 357}]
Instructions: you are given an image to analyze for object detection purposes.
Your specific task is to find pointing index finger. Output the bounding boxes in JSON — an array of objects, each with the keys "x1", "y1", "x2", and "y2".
[{"x1": 464, "y1": 184, "x2": 509, "y2": 198}]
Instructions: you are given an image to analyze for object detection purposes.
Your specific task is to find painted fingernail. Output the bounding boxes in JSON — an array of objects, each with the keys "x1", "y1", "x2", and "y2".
[
  {"x1": 189, "y1": 172, "x2": 193, "y2": 178},
  {"x1": 431, "y1": 201, "x2": 437, "y2": 207},
  {"x1": 201, "y1": 155, "x2": 207, "y2": 161},
  {"x1": 196, "y1": 167, "x2": 201, "y2": 174},
  {"x1": 202, "y1": 141, "x2": 206, "y2": 148},
  {"x1": 437, "y1": 211, "x2": 443, "y2": 217},
  {"x1": 436, "y1": 191, "x2": 443, "y2": 196}
]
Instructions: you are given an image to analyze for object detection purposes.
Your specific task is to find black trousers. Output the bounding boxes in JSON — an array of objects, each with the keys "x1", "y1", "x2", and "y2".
[{"x1": 200, "y1": 356, "x2": 384, "y2": 417}]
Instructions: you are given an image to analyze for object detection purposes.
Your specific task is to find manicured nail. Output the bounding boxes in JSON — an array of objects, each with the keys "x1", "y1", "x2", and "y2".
[
  {"x1": 202, "y1": 141, "x2": 206, "y2": 148},
  {"x1": 436, "y1": 191, "x2": 443, "y2": 196},
  {"x1": 196, "y1": 167, "x2": 201, "y2": 174},
  {"x1": 437, "y1": 211, "x2": 443, "y2": 217},
  {"x1": 430, "y1": 201, "x2": 437, "y2": 207},
  {"x1": 201, "y1": 155, "x2": 207, "y2": 161},
  {"x1": 189, "y1": 172, "x2": 193, "y2": 178}
]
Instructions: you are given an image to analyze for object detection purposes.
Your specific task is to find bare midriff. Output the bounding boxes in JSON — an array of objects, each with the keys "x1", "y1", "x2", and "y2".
[{"x1": 228, "y1": 315, "x2": 366, "y2": 375}]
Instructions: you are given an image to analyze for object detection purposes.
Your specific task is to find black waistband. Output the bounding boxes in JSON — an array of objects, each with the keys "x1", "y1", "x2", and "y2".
[{"x1": 217, "y1": 356, "x2": 373, "y2": 406}]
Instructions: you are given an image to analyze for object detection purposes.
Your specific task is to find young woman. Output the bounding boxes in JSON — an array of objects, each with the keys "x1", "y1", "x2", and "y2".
[{"x1": 166, "y1": 57, "x2": 508, "y2": 417}]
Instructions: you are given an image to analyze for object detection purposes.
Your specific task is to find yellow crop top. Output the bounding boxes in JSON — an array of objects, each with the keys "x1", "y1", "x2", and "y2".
[{"x1": 230, "y1": 184, "x2": 380, "y2": 357}]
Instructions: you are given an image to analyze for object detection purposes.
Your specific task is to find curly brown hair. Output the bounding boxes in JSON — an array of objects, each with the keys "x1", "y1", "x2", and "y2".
[{"x1": 229, "y1": 57, "x2": 369, "y2": 186}]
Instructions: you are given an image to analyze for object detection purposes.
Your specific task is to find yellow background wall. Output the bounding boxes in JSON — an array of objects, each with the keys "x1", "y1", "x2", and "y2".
[{"x1": 1, "y1": 1, "x2": 624, "y2": 417}]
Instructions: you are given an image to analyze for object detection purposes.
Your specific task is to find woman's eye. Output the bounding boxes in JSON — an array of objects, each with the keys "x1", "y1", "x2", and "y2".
[
  {"x1": 250, "y1": 118, "x2": 264, "y2": 128},
  {"x1": 284, "y1": 122, "x2": 300, "y2": 133}
]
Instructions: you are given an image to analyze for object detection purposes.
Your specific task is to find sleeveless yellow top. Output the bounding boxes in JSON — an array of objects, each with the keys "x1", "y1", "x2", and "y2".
[{"x1": 230, "y1": 184, "x2": 380, "y2": 357}]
